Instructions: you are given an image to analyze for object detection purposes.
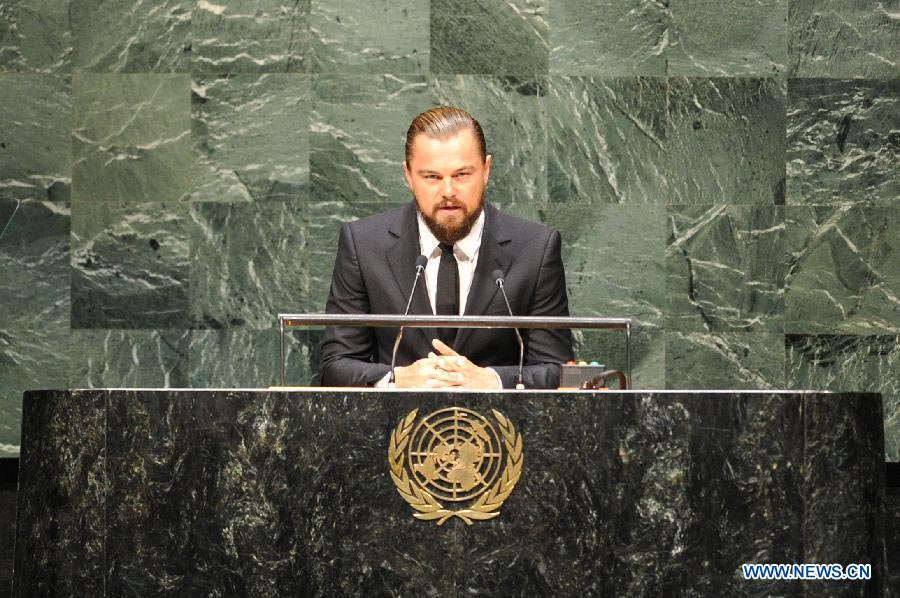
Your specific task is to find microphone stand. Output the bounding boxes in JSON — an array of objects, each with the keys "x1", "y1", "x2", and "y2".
[
  {"x1": 389, "y1": 257, "x2": 428, "y2": 387},
  {"x1": 493, "y1": 270, "x2": 525, "y2": 390}
]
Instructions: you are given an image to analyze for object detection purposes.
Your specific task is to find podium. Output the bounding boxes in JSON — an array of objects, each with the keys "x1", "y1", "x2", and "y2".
[{"x1": 14, "y1": 389, "x2": 885, "y2": 596}]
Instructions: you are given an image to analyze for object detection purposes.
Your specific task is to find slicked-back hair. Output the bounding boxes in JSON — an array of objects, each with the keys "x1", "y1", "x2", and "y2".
[{"x1": 404, "y1": 106, "x2": 487, "y2": 164}]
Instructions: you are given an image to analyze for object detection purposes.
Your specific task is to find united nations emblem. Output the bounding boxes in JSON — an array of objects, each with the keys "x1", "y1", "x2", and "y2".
[{"x1": 388, "y1": 407, "x2": 523, "y2": 525}]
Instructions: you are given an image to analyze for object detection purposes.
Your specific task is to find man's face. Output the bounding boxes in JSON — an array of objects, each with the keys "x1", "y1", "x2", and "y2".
[{"x1": 403, "y1": 129, "x2": 492, "y2": 245}]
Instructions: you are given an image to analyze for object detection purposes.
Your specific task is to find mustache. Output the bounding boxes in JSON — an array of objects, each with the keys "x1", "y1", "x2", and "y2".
[{"x1": 433, "y1": 199, "x2": 466, "y2": 211}]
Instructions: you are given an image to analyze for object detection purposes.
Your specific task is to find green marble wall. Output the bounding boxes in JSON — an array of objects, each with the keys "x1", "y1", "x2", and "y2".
[{"x1": 0, "y1": 0, "x2": 897, "y2": 459}]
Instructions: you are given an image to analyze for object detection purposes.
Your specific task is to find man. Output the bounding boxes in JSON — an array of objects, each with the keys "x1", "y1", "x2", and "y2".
[{"x1": 319, "y1": 106, "x2": 573, "y2": 389}]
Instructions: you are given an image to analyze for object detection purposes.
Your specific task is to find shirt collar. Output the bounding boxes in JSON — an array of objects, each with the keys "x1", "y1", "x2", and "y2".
[{"x1": 416, "y1": 206, "x2": 485, "y2": 262}]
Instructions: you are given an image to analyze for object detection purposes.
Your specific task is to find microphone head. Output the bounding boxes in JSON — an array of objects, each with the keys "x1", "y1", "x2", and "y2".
[
  {"x1": 414, "y1": 255, "x2": 428, "y2": 270},
  {"x1": 491, "y1": 269, "x2": 504, "y2": 286}
]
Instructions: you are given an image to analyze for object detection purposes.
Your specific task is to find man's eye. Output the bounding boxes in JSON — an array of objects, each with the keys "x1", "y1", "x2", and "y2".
[
  {"x1": 424, "y1": 174, "x2": 439, "y2": 180},
  {"x1": 454, "y1": 172, "x2": 470, "y2": 178}
]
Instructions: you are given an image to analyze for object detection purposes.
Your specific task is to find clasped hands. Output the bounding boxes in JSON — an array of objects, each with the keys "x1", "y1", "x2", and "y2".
[{"x1": 394, "y1": 339, "x2": 501, "y2": 389}]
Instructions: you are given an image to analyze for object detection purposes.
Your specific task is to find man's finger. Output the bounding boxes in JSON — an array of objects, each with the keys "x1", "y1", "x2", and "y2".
[
  {"x1": 431, "y1": 338, "x2": 460, "y2": 356},
  {"x1": 426, "y1": 373, "x2": 460, "y2": 387},
  {"x1": 432, "y1": 369, "x2": 463, "y2": 383},
  {"x1": 430, "y1": 361, "x2": 452, "y2": 376}
]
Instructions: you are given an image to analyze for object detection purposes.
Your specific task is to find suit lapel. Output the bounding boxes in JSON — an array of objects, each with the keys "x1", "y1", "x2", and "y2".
[
  {"x1": 386, "y1": 202, "x2": 438, "y2": 344},
  {"x1": 456, "y1": 203, "x2": 511, "y2": 353}
]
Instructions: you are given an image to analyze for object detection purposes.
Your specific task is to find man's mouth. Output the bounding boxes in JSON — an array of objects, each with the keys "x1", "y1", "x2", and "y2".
[{"x1": 436, "y1": 204, "x2": 464, "y2": 215}]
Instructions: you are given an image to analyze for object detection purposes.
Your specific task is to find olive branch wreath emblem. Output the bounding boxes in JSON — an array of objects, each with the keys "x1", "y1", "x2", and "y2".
[{"x1": 388, "y1": 408, "x2": 523, "y2": 525}]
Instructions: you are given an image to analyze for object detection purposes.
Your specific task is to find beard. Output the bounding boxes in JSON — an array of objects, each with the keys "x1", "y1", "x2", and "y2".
[{"x1": 419, "y1": 198, "x2": 483, "y2": 245}]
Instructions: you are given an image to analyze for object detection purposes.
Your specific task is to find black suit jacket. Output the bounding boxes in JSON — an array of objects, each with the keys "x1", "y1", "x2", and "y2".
[{"x1": 319, "y1": 201, "x2": 573, "y2": 388}]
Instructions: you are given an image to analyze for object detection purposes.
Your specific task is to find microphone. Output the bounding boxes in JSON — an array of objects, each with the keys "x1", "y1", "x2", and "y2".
[
  {"x1": 492, "y1": 269, "x2": 524, "y2": 390},
  {"x1": 389, "y1": 255, "x2": 429, "y2": 386}
]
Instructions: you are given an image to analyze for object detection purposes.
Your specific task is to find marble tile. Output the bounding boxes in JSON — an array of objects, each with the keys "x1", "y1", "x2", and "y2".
[
  {"x1": 0, "y1": 200, "x2": 70, "y2": 329},
  {"x1": 0, "y1": 74, "x2": 70, "y2": 202},
  {"x1": 667, "y1": 77, "x2": 786, "y2": 205},
  {"x1": 0, "y1": 329, "x2": 69, "y2": 456},
  {"x1": 546, "y1": 76, "x2": 667, "y2": 204},
  {"x1": 103, "y1": 390, "x2": 320, "y2": 595},
  {"x1": 549, "y1": 0, "x2": 668, "y2": 76},
  {"x1": 665, "y1": 392, "x2": 803, "y2": 596},
  {"x1": 71, "y1": 202, "x2": 192, "y2": 329},
  {"x1": 785, "y1": 206, "x2": 899, "y2": 334},
  {"x1": 802, "y1": 391, "x2": 885, "y2": 594},
  {"x1": 189, "y1": 201, "x2": 308, "y2": 330},
  {"x1": 430, "y1": 0, "x2": 548, "y2": 75},
  {"x1": 667, "y1": 0, "x2": 787, "y2": 76},
  {"x1": 545, "y1": 205, "x2": 666, "y2": 326},
  {"x1": 71, "y1": 74, "x2": 192, "y2": 203},
  {"x1": 486, "y1": 392, "x2": 798, "y2": 596},
  {"x1": 0, "y1": 199, "x2": 70, "y2": 454},
  {"x1": 189, "y1": 329, "x2": 323, "y2": 387},
  {"x1": 306, "y1": 200, "x2": 400, "y2": 314},
  {"x1": 489, "y1": 198, "x2": 541, "y2": 223},
  {"x1": 432, "y1": 75, "x2": 547, "y2": 210},
  {"x1": 786, "y1": 334, "x2": 899, "y2": 461},
  {"x1": 310, "y1": 74, "x2": 432, "y2": 205},
  {"x1": 192, "y1": 0, "x2": 312, "y2": 73},
  {"x1": 542, "y1": 204, "x2": 667, "y2": 389},
  {"x1": 667, "y1": 205, "x2": 785, "y2": 333},
  {"x1": 71, "y1": 0, "x2": 191, "y2": 72},
  {"x1": 13, "y1": 390, "x2": 105, "y2": 594},
  {"x1": 192, "y1": 74, "x2": 310, "y2": 203},
  {"x1": 788, "y1": 0, "x2": 900, "y2": 78},
  {"x1": 0, "y1": 201, "x2": 69, "y2": 453},
  {"x1": 0, "y1": 0, "x2": 71, "y2": 72},
  {"x1": 69, "y1": 329, "x2": 189, "y2": 389},
  {"x1": 309, "y1": 0, "x2": 429, "y2": 74},
  {"x1": 786, "y1": 79, "x2": 900, "y2": 206},
  {"x1": 665, "y1": 331, "x2": 786, "y2": 390}
]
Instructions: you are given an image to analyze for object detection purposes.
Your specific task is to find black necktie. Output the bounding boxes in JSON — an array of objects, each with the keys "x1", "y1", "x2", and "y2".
[{"x1": 436, "y1": 243, "x2": 459, "y2": 344}]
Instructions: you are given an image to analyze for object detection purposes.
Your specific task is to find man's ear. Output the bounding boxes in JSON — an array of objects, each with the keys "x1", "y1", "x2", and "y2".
[
  {"x1": 402, "y1": 160, "x2": 413, "y2": 189},
  {"x1": 483, "y1": 154, "x2": 492, "y2": 184}
]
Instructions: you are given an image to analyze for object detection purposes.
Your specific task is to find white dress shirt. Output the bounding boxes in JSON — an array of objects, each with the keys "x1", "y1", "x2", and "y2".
[{"x1": 417, "y1": 208, "x2": 484, "y2": 315}]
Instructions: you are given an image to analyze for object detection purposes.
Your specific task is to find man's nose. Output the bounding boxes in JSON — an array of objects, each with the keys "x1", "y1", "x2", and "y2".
[{"x1": 442, "y1": 176, "x2": 454, "y2": 197}]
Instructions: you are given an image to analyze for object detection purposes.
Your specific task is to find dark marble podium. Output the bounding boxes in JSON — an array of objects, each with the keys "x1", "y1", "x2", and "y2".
[{"x1": 14, "y1": 389, "x2": 885, "y2": 597}]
